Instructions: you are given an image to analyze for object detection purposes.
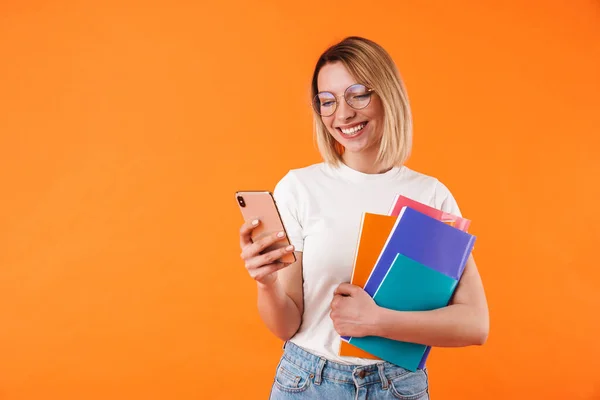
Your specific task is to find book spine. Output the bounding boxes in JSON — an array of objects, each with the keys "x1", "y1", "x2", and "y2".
[
  {"x1": 460, "y1": 235, "x2": 477, "y2": 277},
  {"x1": 372, "y1": 253, "x2": 401, "y2": 298}
]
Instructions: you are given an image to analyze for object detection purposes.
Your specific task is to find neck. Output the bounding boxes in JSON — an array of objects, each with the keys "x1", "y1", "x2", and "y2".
[{"x1": 341, "y1": 149, "x2": 391, "y2": 174}]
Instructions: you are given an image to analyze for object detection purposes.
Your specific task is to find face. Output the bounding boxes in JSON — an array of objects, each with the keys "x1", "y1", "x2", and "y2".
[{"x1": 316, "y1": 61, "x2": 385, "y2": 157}]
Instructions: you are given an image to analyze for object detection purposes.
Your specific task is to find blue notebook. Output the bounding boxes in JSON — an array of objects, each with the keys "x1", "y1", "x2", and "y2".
[
  {"x1": 348, "y1": 253, "x2": 459, "y2": 371},
  {"x1": 363, "y1": 206, "x2": 476, "y2": 298}
]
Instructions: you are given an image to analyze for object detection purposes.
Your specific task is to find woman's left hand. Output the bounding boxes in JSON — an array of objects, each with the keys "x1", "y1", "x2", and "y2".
[{"x1": 330, "y1": 283, "x2": 380, "y2": 337}]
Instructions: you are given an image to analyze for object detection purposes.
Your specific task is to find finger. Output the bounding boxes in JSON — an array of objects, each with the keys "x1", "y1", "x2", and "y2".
[
  {"x1": 246, "y1": 244, "x2": 295, "y2": 270},
  {"x1": 334, "y1": 282, "x2": 357, "y2": 297},
  {"x1": 239, "y1": 218, "x2": 260, "y2": 248},
  {"x1": 241, "y1": 230, "x2": 288, "y2": 260},
  {"x1": 330, "y1": 295, "x2": 342, "y2": 310},
  {"x1": 252, "y1": 262, "x2": 288, "y2": 281}
]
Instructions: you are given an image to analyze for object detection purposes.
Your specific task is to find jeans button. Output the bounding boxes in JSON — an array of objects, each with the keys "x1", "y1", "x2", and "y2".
[{"x1": 358, "y1": 370, "x2": 366, "y2": 379}]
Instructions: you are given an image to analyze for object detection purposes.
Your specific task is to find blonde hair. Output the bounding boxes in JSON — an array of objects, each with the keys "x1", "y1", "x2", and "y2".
[{"x1": 311, "y1": 36, "x2": 413, "y2": 169}]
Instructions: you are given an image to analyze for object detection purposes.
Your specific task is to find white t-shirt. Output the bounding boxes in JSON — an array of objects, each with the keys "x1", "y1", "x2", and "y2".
[{"x1": 272, "y1": 161, "x2": 462, "y2": 366}]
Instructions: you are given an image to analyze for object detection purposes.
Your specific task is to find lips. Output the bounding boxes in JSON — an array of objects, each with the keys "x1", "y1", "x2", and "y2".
[{"x1": 337, "y1": 121, "x2": 368, "y2": 137}]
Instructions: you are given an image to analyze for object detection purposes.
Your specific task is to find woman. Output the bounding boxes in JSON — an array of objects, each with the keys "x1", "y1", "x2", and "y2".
[{"x1": 238, "y1": 36, "x2": 489, "y2": 399}]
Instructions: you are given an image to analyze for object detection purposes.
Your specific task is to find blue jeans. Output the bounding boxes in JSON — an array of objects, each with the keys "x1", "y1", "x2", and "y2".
[{"x1": 269, "y1": 341, "x2": 430, "y2": 400}]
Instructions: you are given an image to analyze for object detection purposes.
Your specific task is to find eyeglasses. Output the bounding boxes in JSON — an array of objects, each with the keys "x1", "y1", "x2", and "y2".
[{"x1": 312, "y1": 83, "x2": 375, "y2": 117}]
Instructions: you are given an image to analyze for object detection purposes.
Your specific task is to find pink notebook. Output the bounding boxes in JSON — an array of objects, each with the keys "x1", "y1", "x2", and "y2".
[{"x1": 388, "y1": 195, "x2": 471, "y2": 232}]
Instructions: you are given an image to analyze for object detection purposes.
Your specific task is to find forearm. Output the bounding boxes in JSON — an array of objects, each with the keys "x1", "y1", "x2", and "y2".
[
  {"x1": 257, "y1": 280, "x2": 302, "y2": 341},
  {"x1": 372, "y1": 303, "x2": 489, "y2": 347}
]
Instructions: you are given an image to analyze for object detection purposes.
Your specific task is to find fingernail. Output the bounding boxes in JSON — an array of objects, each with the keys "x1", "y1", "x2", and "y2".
[
  {"x1": 286, "y1": 245, "x2": 294, "y2": 251},
  {"x1": 252, "y1": 219, "x2": 259, "y2": 225},
  {"x1": 277, "y1": 231, "x2": 285, "y2": 237}
]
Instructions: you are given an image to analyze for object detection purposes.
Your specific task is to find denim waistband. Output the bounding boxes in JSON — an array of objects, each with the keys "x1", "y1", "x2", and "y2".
[{"x1": 281, "y1": 341, "x2": 420, "y2": 388}]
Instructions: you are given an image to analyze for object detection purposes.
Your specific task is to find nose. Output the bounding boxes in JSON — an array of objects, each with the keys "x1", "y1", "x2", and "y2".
[{"x1": 336, "y1": 98, "x2": 356, "y2": 122}]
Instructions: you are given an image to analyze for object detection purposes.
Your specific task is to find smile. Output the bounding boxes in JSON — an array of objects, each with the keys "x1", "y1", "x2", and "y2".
[{"x1": 338, "y1": 122, "x2": 367, "y2": 137}]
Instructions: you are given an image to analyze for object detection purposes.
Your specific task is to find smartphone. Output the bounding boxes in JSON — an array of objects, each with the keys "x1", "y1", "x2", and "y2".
[{"x1": 235, "y1": 190, "x2": 297, "y2": 264}]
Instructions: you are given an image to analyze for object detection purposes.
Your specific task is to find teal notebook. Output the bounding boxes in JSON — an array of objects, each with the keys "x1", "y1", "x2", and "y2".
[{"x1": 348, "y1": 253, "x2": 459, "y2": 371}]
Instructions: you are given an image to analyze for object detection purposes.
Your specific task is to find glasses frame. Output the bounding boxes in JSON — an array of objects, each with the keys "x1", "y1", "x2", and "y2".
[{"x1": 312, "y1": 84, "x2": 375, "y2": 117}]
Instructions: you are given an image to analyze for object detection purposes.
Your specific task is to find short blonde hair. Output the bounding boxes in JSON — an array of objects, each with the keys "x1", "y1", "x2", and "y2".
[{"x1": 311, "y1": 36, "x2": 413, "y2": 169}]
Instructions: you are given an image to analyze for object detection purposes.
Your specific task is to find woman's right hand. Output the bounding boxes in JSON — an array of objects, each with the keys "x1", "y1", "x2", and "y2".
[{"x1": 239, "y1": 219, "x2": 295, "y2": 287}]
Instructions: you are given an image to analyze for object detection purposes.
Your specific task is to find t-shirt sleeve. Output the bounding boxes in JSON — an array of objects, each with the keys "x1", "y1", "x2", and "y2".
[
  {"x1": 434, "y1": 180, "x2": 462, "y2": 217},
  {"x1": 272, "y1": 171, "x2": 304, "y2": 252}
]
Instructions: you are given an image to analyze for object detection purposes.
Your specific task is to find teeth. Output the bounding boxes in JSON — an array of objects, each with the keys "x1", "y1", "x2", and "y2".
[{"x1": 340, "y1": 122, "x2": 366, "y2": 135}]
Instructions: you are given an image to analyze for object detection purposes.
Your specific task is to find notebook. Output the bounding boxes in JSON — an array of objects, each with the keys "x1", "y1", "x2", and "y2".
[
  {"x1": 363, "y1": 206, "x2": 475, "y2": 297},
  {"x1": 387, "y1": 195, "x2": 472, "y2": 369},
  {"x1": 339, "y1": 213, "x2": 398, "y2": 359},
  {"x1": 339, "y1": 201, "x2": 475, "y2": 363},
  {"x1": 344, "y1": 206, "x2": 475, "y2": 367},
  {"x1": 347, "y1": 253, "x2": 459, "y2": 371},
  {"x1": 388, "y1": 195, "x2": 471, "y2": 232}
]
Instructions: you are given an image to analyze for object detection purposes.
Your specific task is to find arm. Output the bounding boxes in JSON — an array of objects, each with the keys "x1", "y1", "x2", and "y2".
[
  {"x1": 331, "y1": 255, "x2": 489, "y2": 347},
  {"x1": 256, "y1": 252, "x2": 304, "y2": 341},
  {"x1": 372, "y1": 255, "x2": 489, "y2": 346},
  {"x1": 239, "y1": 219, "x2": 304, "y2": 342}
]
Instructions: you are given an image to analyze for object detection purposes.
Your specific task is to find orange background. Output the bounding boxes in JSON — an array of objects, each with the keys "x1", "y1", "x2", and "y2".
[{"x1": 1, "y1": 1, "x2": 599, "y2": 399}]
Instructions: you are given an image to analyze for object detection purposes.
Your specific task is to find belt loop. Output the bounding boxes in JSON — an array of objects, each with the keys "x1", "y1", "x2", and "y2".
[
  {"x1": 378, "y1": 363, "x2": 389, "y2": 390},
  {"x1": 314, "y1": 357, "x2": 326, "y2": 385}
]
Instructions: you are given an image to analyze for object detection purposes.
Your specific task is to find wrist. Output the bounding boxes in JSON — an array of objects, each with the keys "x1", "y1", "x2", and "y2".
[
  {"x1": 256, "y1": 276, "x2": 280, "y2": 292},
  {"x1": 369, "y1": 306, "x2": 390, "y2": 337}
]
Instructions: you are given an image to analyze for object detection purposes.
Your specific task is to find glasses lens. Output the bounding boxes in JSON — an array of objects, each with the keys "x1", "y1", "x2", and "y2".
[
  {"x1": 345, "y1": 84, "x2": 372, "y2": 110},
  {"x1": 313, "y1": 92, "x2": 336, "y2": 116}
]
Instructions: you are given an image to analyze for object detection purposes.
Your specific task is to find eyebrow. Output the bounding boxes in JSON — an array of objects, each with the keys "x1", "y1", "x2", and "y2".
[{"x1": 317, "y1": 83, "x2": 361, "y2": 94}]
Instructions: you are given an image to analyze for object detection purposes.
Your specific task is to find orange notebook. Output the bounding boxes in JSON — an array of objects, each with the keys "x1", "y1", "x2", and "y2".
[{"x1": 339, "y1": 212, "x2": 397, "y2": 359}]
